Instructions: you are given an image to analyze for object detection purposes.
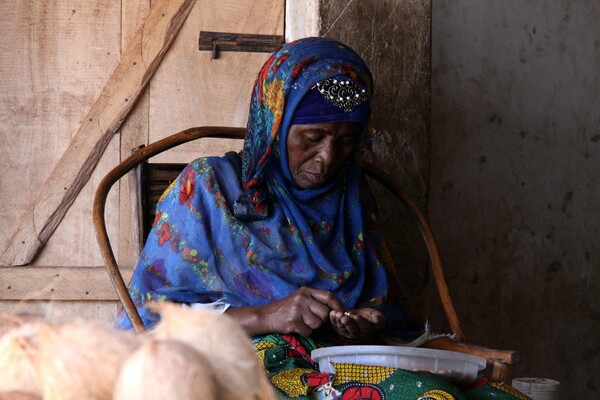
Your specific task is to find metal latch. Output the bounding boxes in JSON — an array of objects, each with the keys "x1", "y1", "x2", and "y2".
[{"x1": 198, "y1": 31, "x2": 284, "y2": 59}]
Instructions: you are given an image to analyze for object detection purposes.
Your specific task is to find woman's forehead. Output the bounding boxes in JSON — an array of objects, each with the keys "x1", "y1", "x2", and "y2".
[{"x1": 291, "y1": 122, "x2": 361, "y2": 132}]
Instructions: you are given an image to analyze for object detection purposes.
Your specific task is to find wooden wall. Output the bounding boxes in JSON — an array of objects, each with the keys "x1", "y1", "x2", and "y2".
[{"x1": 0, "y1": 0, "x2": 284, "y2": 326}]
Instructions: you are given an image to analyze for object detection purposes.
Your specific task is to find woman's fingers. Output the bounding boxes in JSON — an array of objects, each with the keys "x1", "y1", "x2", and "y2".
[
  {"x1": 363, "y1": 309, "x2": 385, "y2": 329},
  {"x1": 265, "y1": 287, "x2": 344, "y2": 335},
  {"x1": 341, "y1": 313, "x2": 362, "y2": 336},
  {"x1": 260, "y1": 289, "x2": 390, "y2": 338},
  {"x1": 329, "y1": 308, "x2": 386, "y2": 340},
  {"x1": 305, "y1": 301, "x2": 333, "y2": 328},
  {"x1": 301, "y1": 287, "x2": 346, "y2": 330},
  {"x1": 306, "y1": 287, "x2": 344, "y2": 312},
  {"x1": 293, "y1": 287, "x2": 343, "y2": 331}
]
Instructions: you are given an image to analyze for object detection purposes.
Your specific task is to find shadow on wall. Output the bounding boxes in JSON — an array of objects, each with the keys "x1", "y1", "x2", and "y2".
[{"x1": 318, "y1": 0, "x2": 433, "y2": 312}]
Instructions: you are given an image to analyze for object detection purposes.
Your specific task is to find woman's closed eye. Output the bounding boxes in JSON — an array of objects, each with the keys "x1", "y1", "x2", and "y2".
[{"x1": 303, "y1": 132, "x2": 324, "y2": 143}]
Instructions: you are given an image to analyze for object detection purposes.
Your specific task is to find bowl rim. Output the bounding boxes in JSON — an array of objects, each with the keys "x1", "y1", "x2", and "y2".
[{"x1": 311, "y1": 345, "x2": 487, "y2": 370}]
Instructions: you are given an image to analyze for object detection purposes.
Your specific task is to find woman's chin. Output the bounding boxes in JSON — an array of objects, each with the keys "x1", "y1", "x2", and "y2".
[{"x1": 296, "y1": 173, "x2": 328, "y2": 189}]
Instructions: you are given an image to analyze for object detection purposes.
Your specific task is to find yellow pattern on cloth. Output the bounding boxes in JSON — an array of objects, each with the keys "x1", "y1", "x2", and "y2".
[
  {"x1": 491, "y1": 383, "x2": 532, "y2": 400},
  {"x1": 255, "y1": 339, "x2": 278, "y2": 367},
  {"x1": 417, "y1": 389, "x2": 456, "y2": 399},
  {"x1": 330, "y1": 362, "x2": 396, "y2": 385},
  {"x1": 255, "y1": 339, "x2": 279, "y2": 351},
  {"x1": 158, "y1": 179, "x2": 177, "y2": 203},
  {"x1": 271, "y1": 368, "x2": 316, "y2": 398}
]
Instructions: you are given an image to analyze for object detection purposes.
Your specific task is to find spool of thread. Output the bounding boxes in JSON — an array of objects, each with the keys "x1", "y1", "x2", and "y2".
[{"x1": 512, "y1": 377, "x2": 560, "y2": 400}]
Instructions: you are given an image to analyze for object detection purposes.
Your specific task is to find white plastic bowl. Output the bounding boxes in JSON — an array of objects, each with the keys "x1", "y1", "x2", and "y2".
[{"x1": 311, "y1": 345, "x2": 486, "y2": 383}]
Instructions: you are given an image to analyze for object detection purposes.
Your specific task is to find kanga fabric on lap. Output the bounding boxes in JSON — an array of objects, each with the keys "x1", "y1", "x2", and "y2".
[
  {"x1": 115, "y1": 37, "x2": 422, "y2": 337},
  {"x1": 255, "y1": 333, "x2": 531, "y2": 400}
]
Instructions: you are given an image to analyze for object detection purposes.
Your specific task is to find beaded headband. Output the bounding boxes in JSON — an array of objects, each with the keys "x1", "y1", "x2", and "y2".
[
  {"x1": 315, "y1": 77, "x2": 369, "y2": 112},
  {"x1": 291, "y1": 76, "x2": 370, "y2": 126}
]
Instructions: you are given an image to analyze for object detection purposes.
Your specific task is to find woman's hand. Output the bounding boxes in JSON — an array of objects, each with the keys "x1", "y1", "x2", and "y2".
[
  {"x1": 226, "y1": 287, "x2": 344, "y2": 337},
  {"x1": 329, "y1": 308, "x2": 385, "y2": 341}
]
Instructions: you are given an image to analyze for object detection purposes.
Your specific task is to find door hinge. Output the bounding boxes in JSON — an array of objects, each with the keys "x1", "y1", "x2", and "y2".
[{"x1": 198, "y1": 31, "x2": 284, "y2": 59}]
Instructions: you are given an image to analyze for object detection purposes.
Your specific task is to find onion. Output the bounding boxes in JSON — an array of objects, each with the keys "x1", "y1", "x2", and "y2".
[
  {"x1": 113, "y1": 339, "x2": 218, "y2": 400},
  {"x1": 0, "y1": 323, "x2": 42, "y2": 394},
  {"x1": 35, "y1": 321, "x2": 141, "y2": 400},
  {"x1": 148, "y1": 302, "x2": 276, "y2": 400}
]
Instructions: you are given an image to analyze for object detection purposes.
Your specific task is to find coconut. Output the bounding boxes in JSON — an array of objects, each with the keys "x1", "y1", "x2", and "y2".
[
  {"x1": 0, "y1": 391, "x2": 42, "y2": 400},
  {"x1": 148, "y1": 302, "x2": 276, "y2": 400},
  {"x1": 35, "y1": 320, "x2": 141, "y2": 400},
  {"x1": 113, "y1": 339, "x2": 218, "y2": 400},
  {"x1": 0, "y1": 323, "x2": 43, "y2": 394},
  {"x1": 0, "y1": 313, "x2": 46, "y2": 339},
  {"x1": 0, "y1": 313, "x2": 32, "y2": 337}
]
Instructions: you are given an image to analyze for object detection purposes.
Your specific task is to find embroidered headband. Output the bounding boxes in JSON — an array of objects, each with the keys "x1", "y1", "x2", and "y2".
[
  {"x1": 291, "y1": 75, "x2": 370, "y2": 126},
  {"x1": 317, "y1": 77, "x2": 369, "y2": 112}
]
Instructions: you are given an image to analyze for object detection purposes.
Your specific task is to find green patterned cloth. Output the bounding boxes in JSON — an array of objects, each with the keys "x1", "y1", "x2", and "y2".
[{"x1": 254, "y1": 333, "x2": 530, "y2": 400}]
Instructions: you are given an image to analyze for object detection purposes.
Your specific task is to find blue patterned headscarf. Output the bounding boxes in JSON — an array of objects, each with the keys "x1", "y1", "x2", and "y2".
[
  {"x1": 117, "y1": 37, "x2": 422, "y2": 338},
  {"x1": 238, "y1": 37, "x2": 373, "y2": 205}
]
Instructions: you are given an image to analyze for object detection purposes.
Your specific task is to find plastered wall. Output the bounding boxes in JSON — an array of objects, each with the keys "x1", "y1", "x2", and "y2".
[
  {"x1": 429, "y1": 1, "x2": 599, "y2": 397},
  {"x1": 316, "y1": 0, "x2": 432, "y2": 306}
]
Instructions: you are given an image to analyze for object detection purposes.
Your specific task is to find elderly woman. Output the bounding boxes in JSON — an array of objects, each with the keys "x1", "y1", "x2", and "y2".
[{"x1": 117, "y1": 37, "x2": 526, "y2": 400}]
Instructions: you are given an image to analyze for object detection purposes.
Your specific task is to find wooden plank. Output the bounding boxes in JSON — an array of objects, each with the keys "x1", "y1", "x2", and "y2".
[
  {"x1": 33, "y1": 136, "x2": 121, "y2": 267},
  {"x1": 0, "y1": 300, "x2": 120, "y2": 328},
  {"x1": 118, "y1": 0, "x2": 152, "y2": 269},
  {"x1": 149, "y1": 0, "x2": 284, "y2": 163},
  {"x1": 0, "y1": 1, "x2": 122, "y2": 267},
  {"x1": 0, "y1": 0, "x2": 197, "y2": 267},
  {"x1": 0, "y1": 267, "x2": 132, "y2": 301}
]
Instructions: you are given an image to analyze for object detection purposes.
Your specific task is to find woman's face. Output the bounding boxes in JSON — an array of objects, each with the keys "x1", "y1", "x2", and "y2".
[{"x1": 287, "y1": 122, "x2": 362, "y2": 189}]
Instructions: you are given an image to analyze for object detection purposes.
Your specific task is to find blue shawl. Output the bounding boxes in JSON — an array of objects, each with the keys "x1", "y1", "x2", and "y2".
[{"x1": 117, "y1": 37, "x2": 422, "y2": 338}]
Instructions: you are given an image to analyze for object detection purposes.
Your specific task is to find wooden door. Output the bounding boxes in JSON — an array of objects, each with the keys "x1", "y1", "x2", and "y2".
[{"x1": 0, "y1": 0, "x2": 284, "y2": 326}]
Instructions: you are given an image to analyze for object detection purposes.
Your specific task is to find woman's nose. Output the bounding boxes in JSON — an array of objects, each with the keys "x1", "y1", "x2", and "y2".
[{"x1": 317, "y1": 141, "x2": 337, "y2": 169}]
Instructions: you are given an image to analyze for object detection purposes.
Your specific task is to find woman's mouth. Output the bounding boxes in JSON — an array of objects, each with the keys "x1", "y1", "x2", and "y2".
[{"x1": 301, "y1": 171, "x2": 328, "y2": 186}]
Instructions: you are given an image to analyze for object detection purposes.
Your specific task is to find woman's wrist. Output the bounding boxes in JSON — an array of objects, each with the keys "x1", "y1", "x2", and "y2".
[{"x1": 225, "y1": 305, "x2": 267, "y2": 337}]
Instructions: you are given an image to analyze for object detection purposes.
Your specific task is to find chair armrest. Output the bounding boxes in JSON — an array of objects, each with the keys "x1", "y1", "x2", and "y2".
[
  {"x1": 421, "y1": 336, "x2": 520, "y2": 366},
  {"x1": 93, "y1": 126, "x2": 246, "y2": 333}
]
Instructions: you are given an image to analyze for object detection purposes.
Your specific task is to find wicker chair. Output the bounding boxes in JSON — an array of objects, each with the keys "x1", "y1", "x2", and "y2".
[{"x1": 93, "y1": 126, "x2": 519, "y2": 383}]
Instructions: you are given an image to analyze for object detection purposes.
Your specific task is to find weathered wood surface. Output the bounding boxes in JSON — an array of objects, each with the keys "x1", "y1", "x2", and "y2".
[
  {"x1": 118, "y1": 0, "x2": 152, "y2": 269},
  {"x1": 116, "y1": 0, "x2": 285, "y2": 265},
  {"x1": 0, "y1": 300, "x2": 120, "y2": 328},
  {"x1": 149, "y1": 0, "x2": 284, "y2": 163},
  {"x1": 0, "y1": 267, "x2": 132, "y2": 301},
  {"x1": 0, "y1": 0, "x2": 197, "y2": 267},
  {"x1": 0, "y1": 1, "x2": 122, "y2": 268},
  {"x1": 0, "y1": 0, "x2": 284, "y2": 325}
]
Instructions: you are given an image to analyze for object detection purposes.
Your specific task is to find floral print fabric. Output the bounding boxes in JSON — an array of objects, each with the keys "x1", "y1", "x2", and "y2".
[{"x1": 116, "y1": 37, "x2": 421, "y2": 338}]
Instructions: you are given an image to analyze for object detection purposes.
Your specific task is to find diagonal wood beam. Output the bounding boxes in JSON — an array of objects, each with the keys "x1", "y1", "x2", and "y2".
[{"x1": 0, "y1": 0, "x2": 197, "y2": 266}]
